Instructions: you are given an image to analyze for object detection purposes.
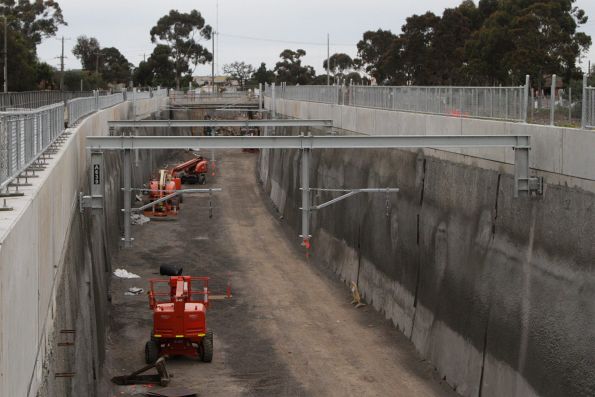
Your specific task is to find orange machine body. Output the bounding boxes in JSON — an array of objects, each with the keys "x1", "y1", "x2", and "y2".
[
  {"x1": 145, "y1": 170, "x2": 181, "y2": 218},
  {"x1": 171, "y1": 156, "x2": 209, "y2": 185},
  {"x1": 147, "y1": 276, "x2": 211, "y2": 360}
]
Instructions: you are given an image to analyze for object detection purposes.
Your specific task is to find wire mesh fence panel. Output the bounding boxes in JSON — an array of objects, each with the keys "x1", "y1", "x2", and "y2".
[
  {"x1": 0, "y1": 103, "x2": 64, "y2": 189},
  {"x1": 0, "y1": 91, "x2": 96, "y2": 111},
  {"x1": 347, "y1": 86, "x2": 525, "y2": 121},
  {"x1": 152, "y1": 88, "x2": 168, "y2": 98},
  {"x1": 127, "y1": 90, "x2": 152, "y2": 100},
  {"x1": 266, "y1": 84, "x2": 527, "y2": 122},
  {"x1": 276, "y1": 85, "x2": 339, "y2": 104},
  {"x1": 586, "y1": 87, "x2": 595, "y2": 129},
  {"x1": 98, "y1": 93, "x2": 124, "y2": 110},
  {"x1": 67, "y1": 96, "x2": 97, "y2": 127}
]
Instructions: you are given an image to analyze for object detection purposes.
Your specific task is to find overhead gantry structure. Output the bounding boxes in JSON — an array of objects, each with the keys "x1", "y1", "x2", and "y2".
[{"x1": 84, "y1": 128, "x2": 542, "y2": 247}]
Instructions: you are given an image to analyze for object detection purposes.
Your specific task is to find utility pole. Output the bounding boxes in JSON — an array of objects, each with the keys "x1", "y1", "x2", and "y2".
[
  {"x1": 3, "y1": 15, "x2": 7, "y2": 93},
  {"x1": 326, "y1": 33, "x2": 330, "y2": 86},
  {"x1": 59, "y1": 36, "x2": 65, "y2": 90},
  {"x1": 211, "y1": 31, "x2": 215, "y2": 93}
]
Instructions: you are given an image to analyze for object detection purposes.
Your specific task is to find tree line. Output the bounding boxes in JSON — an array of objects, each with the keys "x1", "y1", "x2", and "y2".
[{"x1": 0, "y1": 1, "x2": 593, "y2": 92}]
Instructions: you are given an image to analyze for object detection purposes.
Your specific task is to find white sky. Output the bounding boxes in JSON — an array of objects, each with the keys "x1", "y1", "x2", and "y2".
[{"x1": 37, "y1": 0, "x2": 595, "y2": 76}]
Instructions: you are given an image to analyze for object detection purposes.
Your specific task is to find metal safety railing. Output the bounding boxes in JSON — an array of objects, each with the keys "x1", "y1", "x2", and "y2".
[
  {"x1": 67, "y1": 92, "x2": 125, "y2": 126},
  {"x1": 584, "y1": 86, "x2": 595, "y2": 129},
  {"x1": 274, "y1": 85, "x2": 339, "y2": 104},
  {"x1": 0, "y1": 103, "x2": 64, "y2": 189},
  {"x1": 0, "y1": 88, "x2": 160, "y2": 191},
  {"x1": 126, "y1": 90, "x2": 152, "y2": 100},
  {"x1": 67, "y1": 96, "x2": 98, "y2": 127},
  {"x1": 267, "y1": 84, "x2": 528, "y2": 122},
  {"x1": 152, "y1": 88, "x2": 168, "y2": 98},
  {"x1": 0, "y1": 90, "x2": 97, "y2": 111},
  {"x1": 98, "y1": 92, "x2": 124, "y2": 109}
]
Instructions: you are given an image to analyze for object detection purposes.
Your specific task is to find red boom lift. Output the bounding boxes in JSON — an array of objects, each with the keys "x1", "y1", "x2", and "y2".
[
  {"x1": 144, "y1": 170, "x2": 182, "y2": 218},
  {"x1": 170, "y1": 155, "x2": 209, "y2": 185},
  {"x1": 145, "y1": 276, "x2": 229, "y2": 364}
]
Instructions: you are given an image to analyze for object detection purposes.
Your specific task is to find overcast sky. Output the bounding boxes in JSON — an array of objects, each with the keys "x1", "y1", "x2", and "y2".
[{"x1": 37, "y1": 0, "x2": 595, "y2": 77}]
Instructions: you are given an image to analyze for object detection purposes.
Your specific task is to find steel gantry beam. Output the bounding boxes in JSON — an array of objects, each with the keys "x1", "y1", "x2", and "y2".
[
  {"x1": 86, "y1": 134, "x2": 528, "y2": 150},
  {"x1": 107, "y1": 119, "x2": 333, "y2": 129},
  {"x1": 85, "y1": 133, "x2": 541, "y2": 247}
]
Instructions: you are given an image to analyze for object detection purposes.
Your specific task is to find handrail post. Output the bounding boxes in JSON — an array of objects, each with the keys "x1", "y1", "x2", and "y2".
[{"x1": 581, "y1": 74, "x2": 587, "y2": 129}]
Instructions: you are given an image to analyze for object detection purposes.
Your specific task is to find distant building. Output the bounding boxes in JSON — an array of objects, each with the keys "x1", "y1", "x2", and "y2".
[{"x1": 193, "y1": 75, "x2": 239, "y2": 92}]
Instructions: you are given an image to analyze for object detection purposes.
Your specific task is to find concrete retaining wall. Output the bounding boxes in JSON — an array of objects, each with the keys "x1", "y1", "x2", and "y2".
[
  {"x1": 0, "y1": 98, "x2": 166, "y2": 397},
  {"x1": 266, "y1": 98, "x2": 595, "y2": 191},
  {"x1": 259, "y1": 101, "x2": 595, "y2": 397}
]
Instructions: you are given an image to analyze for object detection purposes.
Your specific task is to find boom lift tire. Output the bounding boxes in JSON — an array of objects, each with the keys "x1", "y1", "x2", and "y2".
[
  {"x1": 145, "y1": 340, "x2": 159, "y2": 364},
  {"x1": 160, "y1": 264, "x2": 183, "y2": 276},
  {"x1": 200, "y1": 331, "x2": 213, "y2": 362}
]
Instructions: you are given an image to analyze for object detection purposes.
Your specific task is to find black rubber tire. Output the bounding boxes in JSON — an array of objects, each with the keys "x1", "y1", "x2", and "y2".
[
  {"x1": 160, "y1": 264, "x2": 183, "y2": 276},
  {"x1": 200, "y1": 331, "x2": 213, "y2": 363},
  {"x1": 145, "y1": 340, "x2": 159, "y2": 364},
  {"x1": 198, "y1": 174, "x2": 206, "y2": 185}
]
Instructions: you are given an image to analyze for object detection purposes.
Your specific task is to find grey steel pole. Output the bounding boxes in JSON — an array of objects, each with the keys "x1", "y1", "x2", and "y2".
[
  {"x1": 3, "y1": 16, "x2": 7, "y2": 93},
  {"x1": 271, "y1": 82, "x2": 276, "y2": 118},
  {"x1": 581, "y1": 74, "x2": 587, "y2": 129},
  {"x1": 550, "y1": 74, "x2": 556, "y2": 126},
  {"x1": 258, "y1": 83, "x2": 263, "y2": 111},
  {"x1": 326, "y1": 33, "x2": 330, "y2": 86},
  {"x1": 123, "y1": 148, "x2": 132, "y2": 247},
  {"x1": 211, "y1": 31, "x2": 215, "y2": 93},
  {"x1": 568, "y1": 86, "x2": 572, "y2": 123},
  {"x1": 60, "y1": 36, "x2": 65, "y2": 91},
  {"x1": 300, "y1": 147, "x2": 311, "y2": 243},
  {"x1": 523, "y1": 75, "x2": 530, "y2": 123}
]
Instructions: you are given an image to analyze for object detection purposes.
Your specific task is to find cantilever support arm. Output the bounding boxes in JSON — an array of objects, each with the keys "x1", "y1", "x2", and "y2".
[
  {"x1": 308, "y1": 188, "x2": 400, "y2": 211},
  {"x1": 132, "y1": 188, "x2": 222, "y2": 212}
]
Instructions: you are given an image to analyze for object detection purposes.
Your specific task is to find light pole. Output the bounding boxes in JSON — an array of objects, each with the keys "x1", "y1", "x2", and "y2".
[{"x1": 3, "y1": 15, "x2": 7, "y2": 93}]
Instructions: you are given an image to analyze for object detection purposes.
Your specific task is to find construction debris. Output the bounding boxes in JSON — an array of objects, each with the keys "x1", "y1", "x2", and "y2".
[
  {"x1": 146, "y1": 387, "x2": 198, "y2": 397},
  {"x1": 111, "y1": 357, "x2": 170, "y2": 387},
  {"x1": 131, "y1": 213, "x2": 150, "y2": 225},
  {"x1": 124, "y1": 287, "x2": 144, "y2": 296},
  {"x1": 350, "y1": 281, "x2": 366, "y2": 309},
  {"x1": 113, "y1": 269, "x2": 141, "y2": 279}
]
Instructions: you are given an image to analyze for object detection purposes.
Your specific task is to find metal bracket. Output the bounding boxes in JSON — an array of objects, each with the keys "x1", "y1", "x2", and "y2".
[
  {"x1": 79, "y1": 192, "x2": 104, "y2": 213},
  {"x1": 307, "y1": 188, "x2": 400, "y2": 211},
  {"x1": 80, "y1": 151, "x2": 105, "y2": 213}
]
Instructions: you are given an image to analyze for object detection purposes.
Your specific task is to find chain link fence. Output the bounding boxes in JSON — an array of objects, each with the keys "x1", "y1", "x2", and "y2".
[{"x1": 0, "y1": 103, "x2": 64, "y2": 189}]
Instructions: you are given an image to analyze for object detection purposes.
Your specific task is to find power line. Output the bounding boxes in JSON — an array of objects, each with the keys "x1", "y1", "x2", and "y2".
[{"x1": 216, "y1": 32, "x2": 354, "y2": 47}]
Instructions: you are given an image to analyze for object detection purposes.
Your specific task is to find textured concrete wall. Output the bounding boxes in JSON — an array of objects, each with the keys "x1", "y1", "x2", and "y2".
[
  {"x1": 266, "y1": 97, "x2": 595, "y2": 192},
  {"x1": 259, "y1": 104, "x2": 595, "y2": 396},
  {"x1": 0, "y1": 97, "x2": 166, "y2": 397}
]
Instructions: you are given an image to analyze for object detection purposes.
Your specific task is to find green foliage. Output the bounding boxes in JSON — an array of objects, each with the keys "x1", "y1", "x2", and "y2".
[
  {"x1": 356, "y1": 29, "x2": 399, "y2": 84},
  {"x1": 72, "y1": 36, "x2": 101, "y2": 71},
  {"x1": 223, "y1": 61, "x2": 254, "y2": 88},
  {"x1": 0, "y1": 27, "x2": 36, "y2": 90},
  {"x1": 323, "y1": 53, "x2": 354, "y2": 75},
  {"x1": 0, "y1": 0, "x2": 66, "y2": 48},
  {"x1": 356, "y1": 0, "x2": 591, "y2": 87},
  {"x1": 35, "y1": 61, "x2": 56, "y2": 89},
  {"x1": 60, "y1": 70, "x2": 104, "y2": 91},
  {"x1": 274, "y1": 49, "x2": 315, "y2": 85},
  {"x1": 133, "y1": 44, "x2": 176, "y2": 87},
  {"x1": 150, "y1": 9, "x2": 213, "y2": 89},
  {"x1": 0, "y1": 0, "x2": 66, "y2": 91},
  {"x1": 251, "y1": 63, "x2": 276, "y2": 85},
  {"x1": 99, "y1": 47, "x2": 132, "y2": 84}
]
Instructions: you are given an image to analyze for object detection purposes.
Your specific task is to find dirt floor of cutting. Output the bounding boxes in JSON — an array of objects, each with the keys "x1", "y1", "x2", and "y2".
[{"x1": 101, "y1": 149, "x2": 457, "y2": 397}]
